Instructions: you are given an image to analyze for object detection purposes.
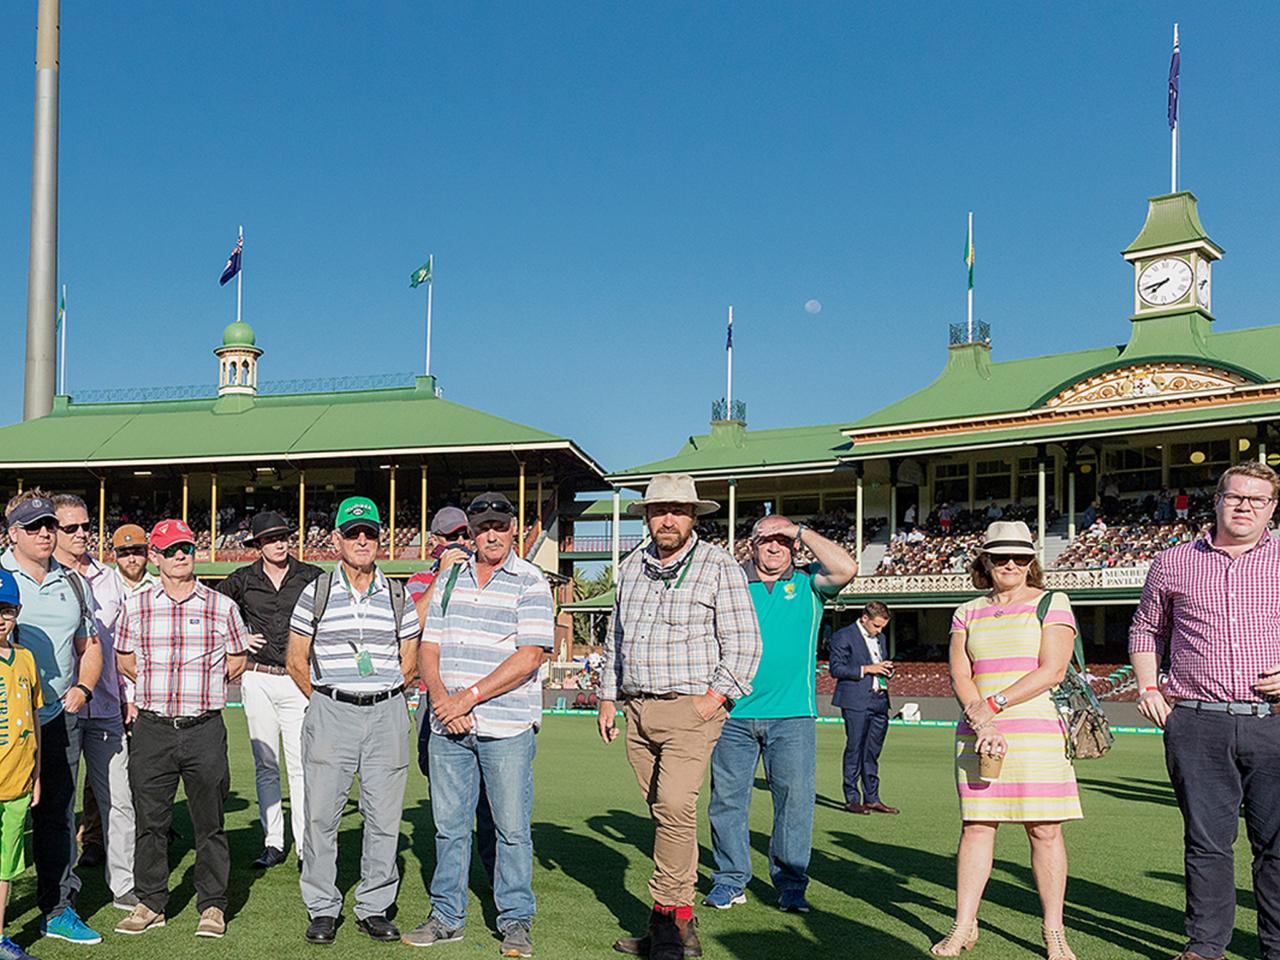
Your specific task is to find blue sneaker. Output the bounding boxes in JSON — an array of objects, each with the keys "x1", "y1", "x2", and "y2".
[
  {"x1": 702, "y1": 884, "x2": 747, "y2": 909},
  {"x1": 41, "y1": 908, "x2": 102, "y2": 945},
  {"x1": 778, "y1": 890, "x2": 812, "y2": 913},
  {"x1": 0, "y1": 935, "x2": 40, "y2": 960}
]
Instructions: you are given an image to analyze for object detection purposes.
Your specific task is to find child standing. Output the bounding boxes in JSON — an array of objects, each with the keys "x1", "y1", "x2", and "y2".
[{"x1": 0, "y1": 569, "x2": 41, "y2": 960}]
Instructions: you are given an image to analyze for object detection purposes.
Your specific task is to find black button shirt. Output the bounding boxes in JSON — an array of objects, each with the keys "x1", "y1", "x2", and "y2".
[{"x1": 215, "y1": 556, "x2": 324, "y2": 667}]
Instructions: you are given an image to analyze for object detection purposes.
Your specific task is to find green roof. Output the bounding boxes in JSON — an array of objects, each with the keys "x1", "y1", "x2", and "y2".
[
  {"x1": 568, "y1": 498, "x2": 638, "y2": 518},
  {"x1": 221, "y1": 321, "x2": 257, "y2": 347},
  {"x1": 0, "y1": 376, "x2": 606, "y2": 474},
  {"x1": 611, "y1": 420, "x2": 851, "y2": 482},
  {"x1": 562, "y1": 587, "x2": 615, "y2": 611},
  {"x1": 1123, "y1": 191, "x2": 1220, "y2": 255}
]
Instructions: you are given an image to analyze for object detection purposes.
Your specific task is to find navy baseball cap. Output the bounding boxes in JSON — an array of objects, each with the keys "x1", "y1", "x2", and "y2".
[
  {"x1": 6, "y1": 497, "x2": 56, "y2": 529},
  {"x1": 0, "y1": 570, "x2": 18, "y2": 607}
]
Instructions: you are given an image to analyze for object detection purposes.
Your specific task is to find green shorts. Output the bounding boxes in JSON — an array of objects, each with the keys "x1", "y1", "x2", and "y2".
[{"x1": 0, "y1": 793, "x2": 31, "y2": 881}]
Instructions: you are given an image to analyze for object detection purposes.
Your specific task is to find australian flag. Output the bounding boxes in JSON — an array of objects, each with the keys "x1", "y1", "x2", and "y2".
[
  {"x1": 219, "y1": 234, "x2": 243, "y2": 286},
  {"x1": 1167, "y1": 34, "x2": 1180, "y2": 130}
]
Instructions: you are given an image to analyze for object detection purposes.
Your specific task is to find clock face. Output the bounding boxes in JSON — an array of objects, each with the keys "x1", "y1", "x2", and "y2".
[
  {"x1": 1138, "y1": 257, "x2": 1194, "y2": 306},
  {"x1": 1196, "y1": 260, "x2": 1211, "y2": 310}
]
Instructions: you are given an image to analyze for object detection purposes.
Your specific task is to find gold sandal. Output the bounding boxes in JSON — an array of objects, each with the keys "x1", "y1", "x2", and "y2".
[
  {"x1": 930, "y1": 921, "x2": 979, "y2": 956},
  {"x1": 1041, "y1": 926, "x2": 1077, "y2": 960}
]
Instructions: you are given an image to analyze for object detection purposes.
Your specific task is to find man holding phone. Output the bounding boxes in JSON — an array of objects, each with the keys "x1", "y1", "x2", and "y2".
[
  {"x1": 829, "y1": 602, "x2": 897, "y2": 815},
  {"x1": 1131, "y1": 462, "x2": 1280, "y2": 960}
]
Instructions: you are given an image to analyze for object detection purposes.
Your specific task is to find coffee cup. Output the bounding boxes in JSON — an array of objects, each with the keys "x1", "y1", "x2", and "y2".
[{"x1": 978, "y1": 751, "x2": 1004, "y2": 782}]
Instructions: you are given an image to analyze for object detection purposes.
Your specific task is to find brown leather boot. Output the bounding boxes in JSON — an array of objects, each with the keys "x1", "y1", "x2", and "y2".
[{"x1": 612, "y1": 910, "x2": 702, "y2": 958}]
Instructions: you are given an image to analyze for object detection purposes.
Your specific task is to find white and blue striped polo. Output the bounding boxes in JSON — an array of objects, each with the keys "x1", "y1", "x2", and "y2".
[
  {"x1": 422, "y1": 550, "x2": 554, "y2": 738},
  {"x1": 289, "y1": 567, "x2": 420, "y2": 693}
]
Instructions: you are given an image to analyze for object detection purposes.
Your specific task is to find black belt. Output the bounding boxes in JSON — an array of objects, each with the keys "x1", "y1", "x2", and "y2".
[
  {"x1": 138, "y1": 709, "x2": 220, "y2": 729},
  {"x1": 1174, "y1": 699, "x2": 1278, "y2": 718},
  {"x1": 625, "y1": 692, "x2": 682, "y2": 702},
  {"x1": 314, "y1": 684, "x2": 404, "y2": 707}
]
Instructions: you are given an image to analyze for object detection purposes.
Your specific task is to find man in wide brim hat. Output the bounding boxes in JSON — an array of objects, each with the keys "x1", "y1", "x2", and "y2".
[{"x1": 625, "y1": 474, "x2": 720, "y2": 517}]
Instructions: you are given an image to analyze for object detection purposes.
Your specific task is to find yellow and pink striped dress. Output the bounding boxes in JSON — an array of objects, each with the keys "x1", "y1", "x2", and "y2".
[{"x1": 950, "y1": 591, "x2": 1083, "y2": 822}]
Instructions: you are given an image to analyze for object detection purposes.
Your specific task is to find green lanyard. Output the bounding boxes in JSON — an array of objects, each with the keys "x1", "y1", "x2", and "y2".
[{"x1": 666, "y1": 543, "x2": 697, "y2": 590}]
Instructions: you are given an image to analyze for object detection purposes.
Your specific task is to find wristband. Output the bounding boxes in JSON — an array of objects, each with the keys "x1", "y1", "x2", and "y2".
[
  {"x1": 75, "y1": 683, "x2": 94, "y2": 703},
  {"x1": 706, "y1": 689, "x2": 727, "y2": 704},
  {"x1": 1142, "y1": 685, "x2": 1160, "y2": 692},
  {"x1": 986, "y1": 696, "x2": 1001, "y2": 714},
  {"x1": 469, "y1": 685, "x2": 482, "y2": 703}
]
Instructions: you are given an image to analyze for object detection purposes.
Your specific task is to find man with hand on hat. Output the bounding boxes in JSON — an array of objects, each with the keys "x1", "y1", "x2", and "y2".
[
  {"x1": 405, "y1": 491, "x2": 552, "y2": 957},
  {"x1": 112, "y1": 525, "x2": 156, "y2": 596},
  {"x1": 599, "y1": 474, "x2": 762, "y2": 960},
  {"x1": 2, "y1": 490, "x2": 104, "y2": 945},
  {"x1": 216, "y1": 511, "x2": 322, "y2": 871},
  {"x1": 287, "y1": 497, "x2": 420, "y2": 946},
  {"x1": 114, "y1": 519, "x2": 250, "y2": 939}
]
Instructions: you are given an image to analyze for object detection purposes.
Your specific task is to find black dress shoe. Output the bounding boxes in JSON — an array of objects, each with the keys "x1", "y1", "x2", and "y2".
[
  {"x1": 252, "y1": 846, "x2": 287, "y2": 869},
  {"x1": 306, "y1": 915, "x2": 338, "y2": 945},
  {"x1": 356, "y1": 915, "x2": 400, "y2": 942}
]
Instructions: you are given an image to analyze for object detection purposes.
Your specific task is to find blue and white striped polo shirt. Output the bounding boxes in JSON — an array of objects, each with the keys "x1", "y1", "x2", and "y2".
[
  {"x1": 422, "y1": 550, "x2": 554, "y2": 738},
  {"x1": 289, "y1": 566, "x2": 420, "y2": 693}
]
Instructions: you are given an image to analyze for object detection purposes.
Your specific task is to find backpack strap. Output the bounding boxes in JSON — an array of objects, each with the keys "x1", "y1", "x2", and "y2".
[
  {"x1": 388, "y1": 577, "x2": 406, "y2": 636},
  {"x1": 308, "y1": 572, "x2": 333, "y2": 681},
  {"x1": 64, "y1": 569, "x2": 93, "y2": 635},
  {"x1": 1036, "y1": 590, "x2": 1086, "y2": 674}
]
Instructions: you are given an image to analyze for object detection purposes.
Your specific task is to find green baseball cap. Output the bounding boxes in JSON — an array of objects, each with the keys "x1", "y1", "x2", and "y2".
[{"x1": 335, "y1": 496, "x2": 382, "y2": 533}]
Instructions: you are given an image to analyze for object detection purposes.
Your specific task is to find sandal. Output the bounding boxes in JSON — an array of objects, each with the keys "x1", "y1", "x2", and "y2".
[
  {"x1": 1041, "y1": 925, "x2": 1077, "y2": 960},
  {"x1": 930, "y1": 921, "x2": 979, "y2": 956}
]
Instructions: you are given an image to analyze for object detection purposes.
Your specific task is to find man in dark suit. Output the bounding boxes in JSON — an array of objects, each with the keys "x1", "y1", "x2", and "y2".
[{"x1": 829, "y1": 602, "x2": 897, "y2": 815}]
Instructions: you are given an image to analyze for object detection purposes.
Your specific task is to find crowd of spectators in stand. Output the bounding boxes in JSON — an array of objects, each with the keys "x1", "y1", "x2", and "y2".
[
  {"x1": 875, "y1": 500, "x2": 1061, "y2": 576},
  {"x1": 695, "y1": 510, "x2": 886, "y2": 564},
  {"x1": 1054, "y1": 484, "x2": 1215, "y2": 570}
]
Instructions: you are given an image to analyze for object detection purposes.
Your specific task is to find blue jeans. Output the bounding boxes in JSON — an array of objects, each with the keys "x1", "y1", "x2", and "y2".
[
  {"x1": 708, "y1": 717, "x2": 816, "y2": 895},
  {"x1": 417, "y1": 713, "x2": 497, "y2": 881},
  {"x1": 428, "y1": 727, "x2": 536, "y2": 931}
]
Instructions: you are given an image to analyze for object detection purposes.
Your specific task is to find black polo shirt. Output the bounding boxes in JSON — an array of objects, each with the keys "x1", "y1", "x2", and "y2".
[{"x1": 216, "y1": 556, "x2": 324, "y2": 667}]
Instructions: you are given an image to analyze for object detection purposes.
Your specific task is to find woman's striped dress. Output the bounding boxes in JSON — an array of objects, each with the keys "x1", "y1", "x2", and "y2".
[{"x1": 950, "y1": 591, "x2": 1083, "y2": 822}]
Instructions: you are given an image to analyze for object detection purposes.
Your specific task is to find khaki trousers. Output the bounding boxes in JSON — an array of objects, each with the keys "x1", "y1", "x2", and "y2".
[{"x1": 624, "y1": 695, "x2": 727, "y2": 907}]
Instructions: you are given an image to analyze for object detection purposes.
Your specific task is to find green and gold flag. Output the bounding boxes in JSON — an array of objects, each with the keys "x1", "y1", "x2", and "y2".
[
  {"x1": 963, "y1": 223, "x2": 974, "y2": 290},
  {"x1": 410, "y1": 255, "x2": 433, "y2": 288}
]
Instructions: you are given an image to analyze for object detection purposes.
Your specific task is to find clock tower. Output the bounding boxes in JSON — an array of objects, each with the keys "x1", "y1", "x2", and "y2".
[{"x1": 1122, "y1": 190, "x2": 1222, "y2": 319}]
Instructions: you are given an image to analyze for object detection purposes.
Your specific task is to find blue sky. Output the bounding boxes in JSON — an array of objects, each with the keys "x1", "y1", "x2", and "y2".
[{"x1": 2, "y1": 3, "x2": 1278, "y2": 474}]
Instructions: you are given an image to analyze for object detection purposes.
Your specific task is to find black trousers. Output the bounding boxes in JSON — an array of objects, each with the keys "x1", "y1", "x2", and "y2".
[
  {"x1": 841, "y1": 701, "x2": 889, "y2": 805},
  {"x1": 129, "y1": 712, "x2": 231, "y2": 914},
  {"x1": 1165, "y1": 706, "x2": 1280, "y2": 959},
  {"x1": 33, "y1": 711, "x2": 81, "y2": 917}
]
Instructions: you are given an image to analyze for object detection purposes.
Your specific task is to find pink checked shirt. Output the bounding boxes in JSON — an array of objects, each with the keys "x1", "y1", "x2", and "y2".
[
  {"x1": 116, "y1": 581, "x2": 249, "y2": 717},
  {"x1": 1129, "y1": 528, "x2": 1280, "y2": 703}
]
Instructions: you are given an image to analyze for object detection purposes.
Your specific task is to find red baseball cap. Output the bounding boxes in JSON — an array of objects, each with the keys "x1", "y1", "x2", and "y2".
[{"x1": 150, "y1": 519, "x2": 196, "y2": 551}]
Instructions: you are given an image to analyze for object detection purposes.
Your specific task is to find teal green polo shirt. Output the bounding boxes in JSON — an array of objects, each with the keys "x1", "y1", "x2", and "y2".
[
  {"x1": 732, "y1": 563, "x2": 833, "y2": 719},
  {"x1": 1, "y1": 549, "x2": 95, "y2": 724}
]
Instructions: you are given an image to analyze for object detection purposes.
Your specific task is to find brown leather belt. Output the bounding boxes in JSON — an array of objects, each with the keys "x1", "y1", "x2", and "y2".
[{"x1": 245, "y1": 662, "x2": 289, "y2": 676}]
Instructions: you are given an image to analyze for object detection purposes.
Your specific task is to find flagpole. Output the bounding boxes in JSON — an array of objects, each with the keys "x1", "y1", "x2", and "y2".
[
  {"x1": 726, "y1": 305, "x2": 733, "y2": 411},
  {"x1": 425, "y1": 271, "x2": 433, "y2": 376},
  {"x1": 58, "y1": 283, "x2": 65, "y2": 395},
  {"x1": 1171, "y1": 23, "x2": 1179, "y2": 193},
  {"x1": 967, "y1": 212, "x2": 974, "y2": 343},
  {"x1": 236, "y1": 225, "x2": 243, "y2": 325}
]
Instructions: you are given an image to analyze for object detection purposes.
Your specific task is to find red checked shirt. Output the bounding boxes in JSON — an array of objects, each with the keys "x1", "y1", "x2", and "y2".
[
  {"x1": 116, "y1": 581, "x2": 250, "y2": 717},
  {"x1": 1129, "y1": 527, "x2": 1280, "y2": 702}
]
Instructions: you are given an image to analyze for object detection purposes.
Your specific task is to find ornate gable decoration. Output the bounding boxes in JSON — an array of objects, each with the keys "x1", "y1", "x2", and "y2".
[{"x1": 1046, "y1": 362, "x2": 1248, "y2": 409}]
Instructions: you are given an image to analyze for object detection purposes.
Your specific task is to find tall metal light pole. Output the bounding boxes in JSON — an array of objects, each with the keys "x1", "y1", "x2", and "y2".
[{"x1": 24, "y1": 0, "x2": 60, "y2": 420}]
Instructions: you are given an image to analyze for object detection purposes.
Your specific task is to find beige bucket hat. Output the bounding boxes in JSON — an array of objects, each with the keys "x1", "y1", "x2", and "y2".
[
  {"x1": 979, "y1": 520, "x2": 1037, "y2": 556},
  {"x1": 626, "y1": 473, "x2": 721, "y2": 517}
]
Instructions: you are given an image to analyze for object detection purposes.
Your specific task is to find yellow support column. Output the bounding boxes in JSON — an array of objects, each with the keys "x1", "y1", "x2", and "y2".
[
  {"x1": 536, "y1": 473, "x2": 544, "y2": 529},
  {"x1": 298, "y1": 470, "x2": 306, "y2": 562},
  {"x1": 389, "y1": 466, "x2": 397, "y2": 561},
  {"x1": 182, "y1": 473, "x2": 189, "y2": 524},
  {"x1": 210, "y1": 473, "x2": 218, "y2": 563},
  {"x1": 16, "y1": 478, "x2": 22, "y2": 495},
  {"x1": 517, "y1": 462, "x2": 526, "y2": 554},
  {"x1": 97, "y1": 477, "x2": 106, "y2": 561},
  {"x1": 419, "y1": 464, "x2": 428, "y2": 561}
]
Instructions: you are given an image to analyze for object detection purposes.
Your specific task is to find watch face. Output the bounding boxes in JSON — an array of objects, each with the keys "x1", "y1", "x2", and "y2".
[
  {"x1": 1196, "y1": 260, "x2": 1211, "y2": 309},
  {"x1": 1138, "y1": 257, "x2": 1193, "y2": 306}
]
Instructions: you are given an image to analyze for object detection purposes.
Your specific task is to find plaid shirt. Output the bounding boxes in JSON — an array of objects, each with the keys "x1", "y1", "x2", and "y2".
[
  {"x1": 602, "y1": 534, "x2": 761, "y2": 701},
  {"x1": 116, "y1": 581, "x2": 250, "y2": 717},
  {"x1": 1129, "y1": 527, "x2": 1280, "y2": 702}
]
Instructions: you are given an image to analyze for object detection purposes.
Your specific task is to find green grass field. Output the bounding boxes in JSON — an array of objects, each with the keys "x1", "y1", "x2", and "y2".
[{"x1": 6, "y1": 713, "x2": 1265, "y2": 959}]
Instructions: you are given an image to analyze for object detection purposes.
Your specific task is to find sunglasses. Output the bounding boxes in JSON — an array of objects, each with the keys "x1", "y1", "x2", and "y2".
[
  {"x1": 19, "y1": 518, "x2": 58, "y2": 533},
  {"x1": 59, "y1": 522, "x2": 93, "y2": 534},
  {"x1": 339, "y1": 526, "x2": 379, "y2": 541},
  {"x1": 256, "y1": 532, "x2": 291, "y2": 546},
  {"x1": 160, "y1": 542, "x2": 195, "y2": 558},
  {"x1": 0, "y1": 606, "x2": 17, "y2": 621},
  {"x1": 987, "y1": 554, "x2": 1033, "y2": 567},
  {"x1": 441, "y1": 530, "x2": 468, "y2": 542},
  {"x1": 467, "y1": 500, "x2": 515, "y2": 515}
]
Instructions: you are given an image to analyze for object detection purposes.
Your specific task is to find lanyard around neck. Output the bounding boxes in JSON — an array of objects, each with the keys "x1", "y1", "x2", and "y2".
[{"x1": 665, "y1": 543, "x2": 697, "y2": 590}]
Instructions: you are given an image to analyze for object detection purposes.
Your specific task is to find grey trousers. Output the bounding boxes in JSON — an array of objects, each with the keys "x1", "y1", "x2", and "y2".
[
  {"x1": 299, "y1": 690, "x2": 410, "y2": 920},
  {"x1": 80, "y1": 716, "x2": 136, "y2": 899}
]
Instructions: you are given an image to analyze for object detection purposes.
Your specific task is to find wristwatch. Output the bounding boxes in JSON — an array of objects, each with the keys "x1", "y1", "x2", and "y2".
[
  {"x1": 74, "y1": 682, "x2": 94, "y2": 703},
  {"x1": 794, "y1": 524, "x2": 807, "y2": 543},
  {"x1": 992, "y1": 693, "x2": 1008, "y2": 712}
]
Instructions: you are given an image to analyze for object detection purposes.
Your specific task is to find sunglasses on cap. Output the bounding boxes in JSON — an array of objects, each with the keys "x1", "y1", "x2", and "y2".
[
  {"x1": 467, "y1": 500, "x2": 515, "y2": 515},
  {"x1": 339, "y1": 526, "x2": 379, "y2": 541},
  {"x1": 18, "y1": 518, "x2": 58, "y2": 533},
  {"x1": 160, "y1": 542, "x2": 195, "y2": 558},
  {"x1": 58, "y1": 522, "x2": 93, "y2": 534},
  {"x1": 987, "y1": 554, "x2": 1033, "y2": 567}
]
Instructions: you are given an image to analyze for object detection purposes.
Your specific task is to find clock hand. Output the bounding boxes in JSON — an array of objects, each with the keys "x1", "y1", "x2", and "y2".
[{"x1": 1143, "y1": 278, "x2": 1170, "y2": 293}]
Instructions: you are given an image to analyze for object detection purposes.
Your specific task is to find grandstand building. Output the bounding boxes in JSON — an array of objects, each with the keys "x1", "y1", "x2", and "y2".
[
  {"x1": 596, "y1": 189, "x2": 1277, "y2": 679},
  {"x1": 0, "y1": 321, "x2": 608, "y2": 654}
]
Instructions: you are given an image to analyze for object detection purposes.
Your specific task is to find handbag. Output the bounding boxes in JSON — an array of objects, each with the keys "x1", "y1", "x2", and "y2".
[{"x1": 1038, "y1": 592, "x2": 1114, "y2": 760}]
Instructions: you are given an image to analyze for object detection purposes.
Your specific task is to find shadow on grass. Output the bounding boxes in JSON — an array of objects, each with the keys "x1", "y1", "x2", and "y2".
[{"x1": 1077, "y1": 775, "x2": 1178, "y2": 808}]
